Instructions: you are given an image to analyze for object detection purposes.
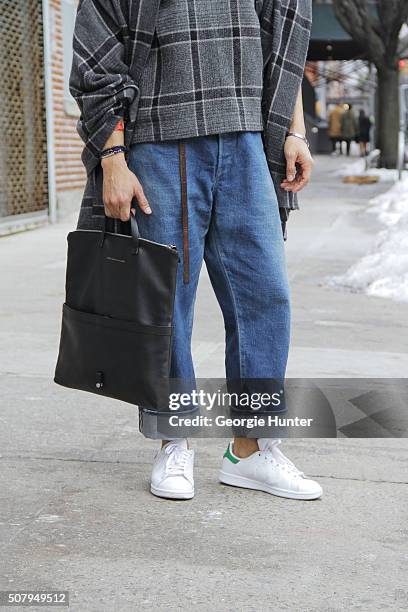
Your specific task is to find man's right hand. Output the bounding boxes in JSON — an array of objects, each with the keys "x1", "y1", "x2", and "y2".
[{"x1": 101, "y1": 153, "x2": 151, "y2": 221}]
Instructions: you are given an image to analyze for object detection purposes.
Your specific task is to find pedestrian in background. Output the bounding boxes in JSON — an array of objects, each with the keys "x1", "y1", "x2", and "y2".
[
  {"x1": 358, "y1": 109, "x2": 372, "y2": 157},
  {"x1": 341, "y1": 104, "x2": 358, "y2": 156},
  {"x1": 328, "y1": 103, "x2": 344, "y2": 155}
]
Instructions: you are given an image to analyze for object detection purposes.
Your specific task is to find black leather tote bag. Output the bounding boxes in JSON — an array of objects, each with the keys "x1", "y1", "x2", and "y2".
[{"x1": 54, "y1": 214, "x2": 179, "y2": 410}]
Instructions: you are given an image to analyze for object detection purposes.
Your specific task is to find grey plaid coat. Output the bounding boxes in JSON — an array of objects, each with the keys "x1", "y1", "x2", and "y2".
[{"x1": 70, "y1": 0, "x2": 312, "y2": 230}]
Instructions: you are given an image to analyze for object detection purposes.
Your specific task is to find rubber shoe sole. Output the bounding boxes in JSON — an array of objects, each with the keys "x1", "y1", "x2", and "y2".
[
  {"x1": 150, "y1": 484, "x2": 194, "y2": 500},
  {"x1": 219, "y1": 470, "x2": 322, "y2": 501}
]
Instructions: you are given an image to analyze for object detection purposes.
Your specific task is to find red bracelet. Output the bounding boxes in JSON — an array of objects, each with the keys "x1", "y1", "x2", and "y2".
[{"x1": 114, "y1": 119, "x2": 125, "y2": 132}]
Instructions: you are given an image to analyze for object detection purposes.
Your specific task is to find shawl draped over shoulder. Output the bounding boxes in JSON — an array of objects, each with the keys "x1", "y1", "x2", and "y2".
[{"x1": 70, "y1": 0, "x2": 312, "y2": 231}]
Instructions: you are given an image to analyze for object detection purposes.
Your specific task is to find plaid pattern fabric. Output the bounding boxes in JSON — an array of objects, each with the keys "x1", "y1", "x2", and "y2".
[
  {"x1": 258, "y1": 0, "x2": 313, "y2": 212},
  {"x1": 70, "y1": 0, "x2": 312, "y2": 230},
  {"x1": 132, "y1": 0, "x2": 264, "y2": 143}
]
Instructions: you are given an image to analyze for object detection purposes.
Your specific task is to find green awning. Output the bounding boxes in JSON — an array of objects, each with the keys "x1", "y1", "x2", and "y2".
[
  {"x1": 309, "y1": 4, "x2": 366, "y2": 60},
  {"x1": 311, "y1": 4, "x2": 352, "y2": 41}
]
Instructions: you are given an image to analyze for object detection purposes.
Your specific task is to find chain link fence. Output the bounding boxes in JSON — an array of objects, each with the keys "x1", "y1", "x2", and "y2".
[{"x1": 0, "y1": 0, "x2": 48, "y2": 220}]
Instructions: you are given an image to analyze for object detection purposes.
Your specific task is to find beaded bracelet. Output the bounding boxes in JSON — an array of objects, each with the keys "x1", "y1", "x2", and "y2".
[{"x1": 100, "y1": 145, "x2": 128, "y2": 160}]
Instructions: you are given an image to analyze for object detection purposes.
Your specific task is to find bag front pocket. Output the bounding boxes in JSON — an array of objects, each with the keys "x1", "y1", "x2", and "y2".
[{"x1": 54, "y1": 304, "x2": 172, "y2": 410}]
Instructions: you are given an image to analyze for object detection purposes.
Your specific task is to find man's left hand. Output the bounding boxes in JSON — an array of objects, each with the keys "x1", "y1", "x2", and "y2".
[{"x1": 280, "y1": 136, "x2": 314, "y2": 193}]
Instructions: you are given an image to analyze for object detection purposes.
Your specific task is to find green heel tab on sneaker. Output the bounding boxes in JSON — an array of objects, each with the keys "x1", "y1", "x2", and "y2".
[{"x1": 223, "y1": 444, "x2": 240, "y2": 464}]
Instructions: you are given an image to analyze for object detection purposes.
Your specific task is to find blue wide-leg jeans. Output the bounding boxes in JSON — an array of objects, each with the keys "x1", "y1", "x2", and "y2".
[{"x1": 127, "y1": 132, "x2": 291, "y2": 438}]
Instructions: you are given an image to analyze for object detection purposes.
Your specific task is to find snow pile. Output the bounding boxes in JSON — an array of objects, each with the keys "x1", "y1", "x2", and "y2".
[
  {"x1": 329, "y1": 176, "x2": 408, "y2": 302},
  {"x1": 334, "y1": 151, "x2": 401, "y2": 182}
]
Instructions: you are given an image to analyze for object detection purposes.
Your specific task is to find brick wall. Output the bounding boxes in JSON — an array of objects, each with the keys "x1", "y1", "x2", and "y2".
[{"x1": 49, "y1": 0, "x2": 86, "y2": 195}]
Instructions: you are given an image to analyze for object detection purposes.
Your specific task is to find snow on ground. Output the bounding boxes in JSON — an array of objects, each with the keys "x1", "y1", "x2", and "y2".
[
  {"x1": 329, "y1": 175, "x2": 408, "y2": 302},
  {"x1": 334, "y1": 150, "x2": 402, "y2": 182}
]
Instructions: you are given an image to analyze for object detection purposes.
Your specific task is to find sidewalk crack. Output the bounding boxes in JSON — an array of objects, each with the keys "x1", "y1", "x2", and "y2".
[{"x1": 0, "y1": 454, "x2": 407, "y2": 484}]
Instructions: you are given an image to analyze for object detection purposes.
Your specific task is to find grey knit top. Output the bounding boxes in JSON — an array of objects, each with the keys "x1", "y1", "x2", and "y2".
[
  {"x1": 70, "y1": 0, "x2": 312, "y2": 215},
  {"x1": 132, "y1": 0, "x2": 264, "y2": 143}
]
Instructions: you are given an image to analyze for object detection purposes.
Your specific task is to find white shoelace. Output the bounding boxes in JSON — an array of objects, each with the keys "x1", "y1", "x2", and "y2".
[
  {"x1": 263, "y1": 439, "x2": 305, "y2": 477},
  {"x1": 164, "y1": 443, "x2": 190, "y2": 476}
]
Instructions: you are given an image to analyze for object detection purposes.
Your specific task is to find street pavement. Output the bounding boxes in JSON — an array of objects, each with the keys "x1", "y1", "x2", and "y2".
[{"x1": 0, "y1": 155, "x2": 407, "y2": 611}]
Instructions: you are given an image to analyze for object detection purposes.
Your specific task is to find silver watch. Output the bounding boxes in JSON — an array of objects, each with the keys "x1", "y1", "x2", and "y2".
[{"x1": 286, "y1": 131, "x2": 309, "y2": 148}]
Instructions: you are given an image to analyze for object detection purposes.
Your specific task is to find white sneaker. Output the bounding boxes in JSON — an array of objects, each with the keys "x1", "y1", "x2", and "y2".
[
  {"x1": 219, "y1": 439, "x2": 322, "y2": 500},
  {"x1": 150, "y1": 439, "x2": 194, "y2": 500}
]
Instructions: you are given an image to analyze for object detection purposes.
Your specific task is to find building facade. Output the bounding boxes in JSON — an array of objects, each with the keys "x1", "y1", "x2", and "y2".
[{"x1": 49, "y1": 0, "x2": 85, "y2": 195}]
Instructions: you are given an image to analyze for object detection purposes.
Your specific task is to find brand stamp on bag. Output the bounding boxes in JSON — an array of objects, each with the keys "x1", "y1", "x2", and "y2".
[{"x1": 106, "y1": 256, "x2": 126, "y2": 264}]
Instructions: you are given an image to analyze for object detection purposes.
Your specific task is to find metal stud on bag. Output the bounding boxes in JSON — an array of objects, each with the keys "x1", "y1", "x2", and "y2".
[{"x1": 96, "y1": 371, "x2": 104, "y2": 389}]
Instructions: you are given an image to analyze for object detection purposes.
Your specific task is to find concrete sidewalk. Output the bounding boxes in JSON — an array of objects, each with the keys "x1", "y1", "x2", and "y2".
[{"x1": 0, "y1": 155, "x2": 407, "y2": 611}]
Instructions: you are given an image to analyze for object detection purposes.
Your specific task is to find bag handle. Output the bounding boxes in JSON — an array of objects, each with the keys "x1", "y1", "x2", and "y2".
[
  {"x1": 129, "y1": 211, "x2": 140, "y2": 254},
  {"x1": 99, "y1": 210, "x2": 140, "y2": 254},
  {"x1": 96, "y1": 162, "x2": 140, "y2": 251}
]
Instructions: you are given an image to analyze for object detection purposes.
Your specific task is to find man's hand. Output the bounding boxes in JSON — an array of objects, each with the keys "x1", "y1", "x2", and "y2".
[
  {"x1": 280, "y1": 136, "x2": 314, "y2": 194},
  {"x1": 281, "y1": 136, "x2": 314, "y2": 194},
  {"x1": 101, "y1": 153, "x2": 151, "y2": 222}
]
